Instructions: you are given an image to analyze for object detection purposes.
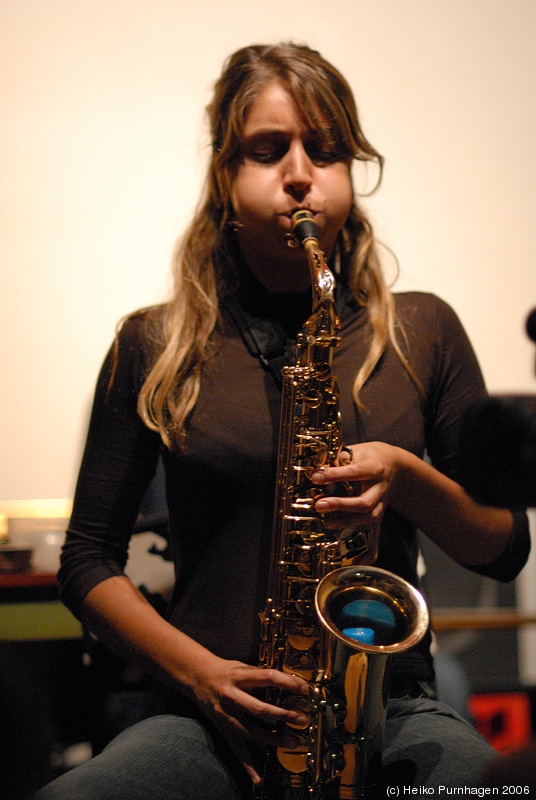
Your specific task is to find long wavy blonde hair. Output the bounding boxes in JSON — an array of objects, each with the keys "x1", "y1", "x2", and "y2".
[{"x1": 136, "y1": 43, "x2": 417, "y2": 450}]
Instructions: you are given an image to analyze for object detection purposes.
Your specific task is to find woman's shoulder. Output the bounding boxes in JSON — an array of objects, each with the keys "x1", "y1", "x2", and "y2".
[
  {"x1": 392, "y1": 290, "x2": 455, "y2": 316},
  {"x1": 392, "y1": 290, "x2": 482, "y2": 390},
  {"x1": 104, "y1": 305, "x2": 167, "y2": 391},
  {"x1": 117, "y1": 304, "x2": 166, "y2": 339},
  {"x1": 112, "y1": 304, "x2": 168, "y2": 361},
  {"x1": 392, "y1": 291, "x2": 465, "y2": 335}
]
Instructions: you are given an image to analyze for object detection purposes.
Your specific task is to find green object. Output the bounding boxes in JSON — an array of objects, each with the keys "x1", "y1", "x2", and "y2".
[{"x1": 0, "y1": 601, "x2": 82, "y2": 641}]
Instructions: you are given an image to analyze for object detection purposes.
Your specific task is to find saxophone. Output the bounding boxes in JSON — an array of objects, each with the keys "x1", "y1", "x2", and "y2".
[{"x1": 257, "y1": 210, "x2": 429, "y2": 799}]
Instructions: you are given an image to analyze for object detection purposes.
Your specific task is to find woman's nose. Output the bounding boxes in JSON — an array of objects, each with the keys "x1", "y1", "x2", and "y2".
[{"x1": 283, "y1": 141, "x2": 313, "y2": 194}]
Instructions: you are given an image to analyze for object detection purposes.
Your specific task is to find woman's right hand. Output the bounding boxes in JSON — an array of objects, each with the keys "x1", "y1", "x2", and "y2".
[
  {"x1": 82, "y1": 576, "x2": 309, "y2": 786},
  {"x1": 184, "y1": 654, "x2": 310, "y2": 785}
]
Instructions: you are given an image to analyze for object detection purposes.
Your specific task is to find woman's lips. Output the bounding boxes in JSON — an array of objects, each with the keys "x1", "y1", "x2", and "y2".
[{"x1": 279, "y1": 209, "x2": 320, "y2": 228}]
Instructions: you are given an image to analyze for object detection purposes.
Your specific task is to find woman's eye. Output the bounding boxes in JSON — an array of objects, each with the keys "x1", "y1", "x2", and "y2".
[
  {"x1": 251, "y1": 150, "x2": 277, "y2": 163},
  {"x1": 306, "y1": 145, "x2": 339, "y2": 165},
  {"x1": 241, "y1": 135, "x2": 340, "y2": 165},
  {"x1": 247, "y1": 143, "x2": 287, "y2": 163}
]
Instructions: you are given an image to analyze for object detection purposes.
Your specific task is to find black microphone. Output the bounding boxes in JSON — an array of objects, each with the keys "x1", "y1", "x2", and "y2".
[{"x1": 526, "y1": 307, "x2": 536, "y2": 344}]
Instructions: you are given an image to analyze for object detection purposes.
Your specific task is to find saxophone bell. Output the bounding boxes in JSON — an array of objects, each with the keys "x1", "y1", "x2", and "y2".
[{"x1": 315, "y1": 567, "x2": 430, "y2": 798}]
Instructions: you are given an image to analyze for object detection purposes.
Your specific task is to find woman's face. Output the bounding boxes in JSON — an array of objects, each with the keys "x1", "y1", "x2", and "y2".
[{"x1": 230, "y1": 81, "x2": 353, "y2": 292}]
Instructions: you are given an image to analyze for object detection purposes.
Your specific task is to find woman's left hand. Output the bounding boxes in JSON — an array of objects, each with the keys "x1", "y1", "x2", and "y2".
[
  {"x1": 311, "y1": 440, "x2": 515, "y2": 570},
  {"x1": 310, "y1": 442, "x2": 402, "y2": 564}
]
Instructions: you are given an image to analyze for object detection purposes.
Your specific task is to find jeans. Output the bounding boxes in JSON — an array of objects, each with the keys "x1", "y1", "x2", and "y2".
[
  {"x1": 381, "y1": 695, "x2": 495, "y2": 788},
  {"x1": 33, "y1": 697, "x2": 495, "y2": 799}
]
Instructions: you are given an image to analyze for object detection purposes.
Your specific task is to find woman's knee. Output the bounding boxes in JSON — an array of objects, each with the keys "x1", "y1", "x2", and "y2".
[
  {"x1": 382, "y1": 697, "x2": 495, "y2": 787},
  {"x1": 33, "y1": 715, "x2": 242, "y2": 800}
]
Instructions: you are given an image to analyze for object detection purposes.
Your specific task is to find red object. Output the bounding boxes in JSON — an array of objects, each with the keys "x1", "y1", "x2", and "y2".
[
  {"x1": 469, "y1": 692, "x2": 533, "y2": 753},
  {"x1": 0, "y1": 571, "x2": 57, "y2": 588}
]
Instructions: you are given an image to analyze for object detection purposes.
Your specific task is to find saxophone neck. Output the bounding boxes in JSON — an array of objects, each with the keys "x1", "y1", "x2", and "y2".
[
  {"x1": 295, "y1": 243, "x2": 340, "y2": 368},
  {"x1": 303, "y1": 239, "x2": 336, "y2": 308},
  {"x1": 290, "y1": 209, "x2": 339, "y2": 342}
]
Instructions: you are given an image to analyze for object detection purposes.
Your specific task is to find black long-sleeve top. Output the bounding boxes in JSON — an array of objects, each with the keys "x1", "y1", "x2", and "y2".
[{"x1": 59, "y1": 289, "x2": 530, "y2": 693}]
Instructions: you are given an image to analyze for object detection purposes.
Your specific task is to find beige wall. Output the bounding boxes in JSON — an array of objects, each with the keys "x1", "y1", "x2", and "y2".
[{"x1": 2, "y1": 0, "x2": 535, "y2": 502}]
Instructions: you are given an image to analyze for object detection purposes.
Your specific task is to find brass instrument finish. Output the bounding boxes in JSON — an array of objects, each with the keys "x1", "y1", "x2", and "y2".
[{"x1": 257, "y1": 210, "x2": 429, "y2": 799}]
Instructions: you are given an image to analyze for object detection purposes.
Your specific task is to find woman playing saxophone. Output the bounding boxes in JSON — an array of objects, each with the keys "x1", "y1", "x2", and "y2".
[{"x1": 35, "y1": 43, "x2": 529, "y2": 800}]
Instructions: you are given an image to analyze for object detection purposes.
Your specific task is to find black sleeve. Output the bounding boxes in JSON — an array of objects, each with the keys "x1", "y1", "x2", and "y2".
[
  {"x1": 421, "y1": 296, "x2": 531, "y2": 583},
  {"x1": 58, "y1": 315, "x2": 161, "y2": 618},
  {"x1": 421, "y1": 294, "x2": 487, "y2": 482},
  {"x1": 468, "y1": 510, "x2": 531, "y2": 583}
]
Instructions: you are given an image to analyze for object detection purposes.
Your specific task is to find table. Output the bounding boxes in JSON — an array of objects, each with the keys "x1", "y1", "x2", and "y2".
[{"x1": 0, "y1": 571, "x2": 82, "y2": 641}]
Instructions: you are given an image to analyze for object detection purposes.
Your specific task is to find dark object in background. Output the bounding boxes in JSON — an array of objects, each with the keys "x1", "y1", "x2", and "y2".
[
  {"x1": 480, "y1": 742, "x2": 536, "y2": 791},
  {"x1": 458, "y1": 396, "x2": 536, "y2": 509},
  {"x1": 526, "y1": 307, "x2": 536, "y2": 345}
]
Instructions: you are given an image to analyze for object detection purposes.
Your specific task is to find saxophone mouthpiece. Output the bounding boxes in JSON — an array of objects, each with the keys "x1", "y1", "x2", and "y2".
[{"x1": 290, "y1": 209, "x2": 318, "y2": 248}]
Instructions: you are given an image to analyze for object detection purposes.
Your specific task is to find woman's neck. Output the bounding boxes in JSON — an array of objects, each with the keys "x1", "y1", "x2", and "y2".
[{"x1": 235, "y1": 264, "x2": 314, "y2": 338}]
